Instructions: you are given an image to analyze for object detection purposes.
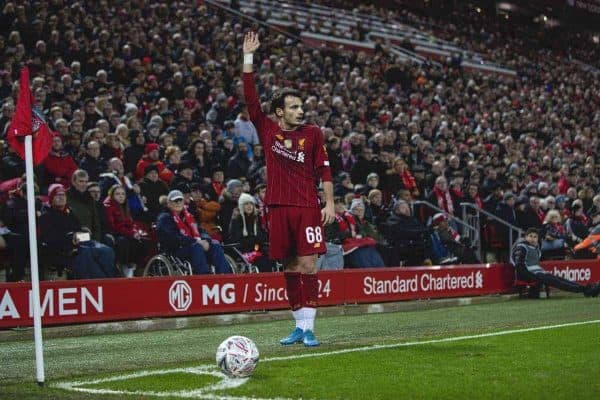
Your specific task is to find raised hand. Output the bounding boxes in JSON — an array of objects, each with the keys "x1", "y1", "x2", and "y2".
[{"x1": 243, "y1": 31, "x2": 260, "y2": 54}]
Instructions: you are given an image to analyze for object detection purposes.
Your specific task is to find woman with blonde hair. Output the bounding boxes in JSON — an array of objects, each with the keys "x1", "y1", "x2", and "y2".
[{"x1": 541, "y1": 209, "x2": 567, "y2": 252}]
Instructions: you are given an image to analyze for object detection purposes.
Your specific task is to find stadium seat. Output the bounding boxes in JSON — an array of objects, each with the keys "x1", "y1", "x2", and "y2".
[{"x1": 514, "y1": 279, "x2": 550, "y2": 299}]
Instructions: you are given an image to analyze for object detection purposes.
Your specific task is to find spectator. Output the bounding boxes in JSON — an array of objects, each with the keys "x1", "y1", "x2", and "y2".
[
  {"x1": 384, "y1": 157, "x2": 419, "y2": 201},
  {"x1": 350, "y1": 147, "x2": 379, "y2": 185},
  {"x1": 43, "y1": 134, "x2": 78, "y2": 187},
  {"x1": 122, "y1": 129, "x2": 145, "y2": 175},
  {"x1": 334, "y1": 172, "x2": 354, "y2": 198},
  {"x1": 67, "y1": 169, "x2": 105, "y2": 243},
  {"x1": 219, "y1": 179, "x2": 243, "y2": 242},
  {"x1": 39, "y1": 184, "x2": 117, "y2": 279},
  {"x1": 428, "y1": 176, "x2": 455, "y2": 216},
  {"x1": 190, "y1": 182, "x2": 222, "y2": 241},
  {"x1": 367, "y1": 188, "x2": 387, "y2": 227},
  {"x1": 156, "y1": 190, "x2": 231, "y2": 274},
  {"x1": 135, "y1": 143, "x2": 165, "y2": 181},
  {"x1": 103, "y1": 185, "x2": 152, "y2": 277},
  {"x1": 204, "y1": 165, "x2": 226, "y2": 202},
  {"x1": 138, "y1": 165, "x2": 169, "y2": 222},
  {"x1": 227, "y1": 142, "x2": 251, "y2": 180},
  {"x1": 335, "y1": 198, "x2": 384, "y2": 268},
  {"x1": 182, "y1": 139, "x2": 211, "y2": 184},
  {"x1": 78, "y1": 140, "x2": 106, "y2": 182},
  {"x1": 565, "y1": 203, "x2": 590, "y2": 248},
  {"x1": 206, "y1": 93, "x2": 230, "y2": 128},
  {"x1": 339, "y1": 140, "x2": 356, "y2": 173},
  {"x1": 540, "y1": 210, "x2": 568, "y2": 253},
  {"x1": 158, "y1": 145, "x2": 181, "y2": 185},
  {"x1": 99, "y1": 157, "x2": 146, "y2": 220},
  {"x1": 234, "y1": 104, "x2": 259, "y2": 148},
  {"x1": 228, "y1": 193, "x2": 274, "y2": 272},
  {"x1": 430, "y1": 213, "x2": 479, "y2": 264}
]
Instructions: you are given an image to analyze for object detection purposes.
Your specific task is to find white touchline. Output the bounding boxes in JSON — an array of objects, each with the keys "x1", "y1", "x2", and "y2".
[
  {"x1": 54, "y1": 319, "x2": 600, "y2": 400},
  {"x1": 262, "y1": 319, "x2": 600, "y2": 363}
]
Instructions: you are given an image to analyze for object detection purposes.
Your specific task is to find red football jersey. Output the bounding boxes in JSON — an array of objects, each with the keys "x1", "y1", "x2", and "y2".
[{"x1": 243, "y1": 72, "x2": 332, "y2": 208}]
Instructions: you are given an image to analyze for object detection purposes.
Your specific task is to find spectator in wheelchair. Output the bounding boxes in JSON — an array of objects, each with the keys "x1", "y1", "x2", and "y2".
[
  {"x1": 104, "y1": 184, "x2": 153, "y2": 277},
  {"x1": 228, "y1": 193, "x2": 275, "y2": 272},
  {"x1": 156, "y1": 190, "x2": 231, "y2": 274},
  {"x1": 39, "y1": 184, "x2": 117, "y2": 279}
]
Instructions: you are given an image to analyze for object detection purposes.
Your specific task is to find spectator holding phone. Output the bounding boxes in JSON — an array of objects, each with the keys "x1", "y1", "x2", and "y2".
[
  {"x1": 39, "y1": 184, "x2": 117, "y2": 279},
  {"x1": 103, "y1": 184, "x2": 152, "y2": 277}
]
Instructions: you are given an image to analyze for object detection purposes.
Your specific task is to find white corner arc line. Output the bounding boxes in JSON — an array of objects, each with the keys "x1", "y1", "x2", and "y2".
[{"x1": 53, "y1": 319, "x2": 600, "y2": 400}]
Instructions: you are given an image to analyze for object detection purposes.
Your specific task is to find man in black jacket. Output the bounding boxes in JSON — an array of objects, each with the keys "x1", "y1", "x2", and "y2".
[
  {"x1": 511, "y1": 228, "x2": 599, "y2": 297},
  {"x1": 380, "y1": 200, "x2": 432, "y2": 266}
]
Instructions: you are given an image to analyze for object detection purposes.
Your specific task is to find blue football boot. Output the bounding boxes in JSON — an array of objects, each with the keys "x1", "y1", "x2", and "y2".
[
  {"x1": 302, "y1": 330, "x2": 320, "y2": 347},
  {"x1": 280, "y1": 327, "x2": 304, "y2": 345}
]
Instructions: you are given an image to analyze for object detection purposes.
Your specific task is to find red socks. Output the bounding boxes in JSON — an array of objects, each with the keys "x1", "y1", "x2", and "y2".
[
  {"x1": 302, "y1": 273, "x2": 318, "y2": 308},
  {"x1": 284, "y1": 272, "x2": 319, "y2": 310},
  {"x1": 284, "y1": 271, "x2": 302, "y2": 311}
]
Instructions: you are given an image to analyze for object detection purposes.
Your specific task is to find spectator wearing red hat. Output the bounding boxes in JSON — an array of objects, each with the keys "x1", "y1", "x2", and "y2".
[
  {"x1": 43, "y1": 134, "x2": 78, "y2": 187},
  {"x1": 135, "y1": 142, "x2": 165, "y2": 180},
  {"x1": 39, "y1": 183, "x2": 117, "y2": 279}
]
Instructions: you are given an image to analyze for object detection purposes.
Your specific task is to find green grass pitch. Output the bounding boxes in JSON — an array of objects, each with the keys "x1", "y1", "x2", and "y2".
[{"x1": 1, "y1": 295, "x2": 599, "y2": 399}]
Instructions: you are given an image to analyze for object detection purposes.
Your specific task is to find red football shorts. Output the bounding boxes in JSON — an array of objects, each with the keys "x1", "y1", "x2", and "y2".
[{"x1": 268, "y1": 206, "x2": 326, "y2": 259}]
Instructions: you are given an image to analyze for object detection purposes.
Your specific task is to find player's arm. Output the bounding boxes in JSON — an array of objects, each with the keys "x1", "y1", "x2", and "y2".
[
  {"x1": 314, "y1": 128, "x2": 335, "y2": 224},
  {"x1": 242, "y1": 32, "x2": 272, "y2": 144}
]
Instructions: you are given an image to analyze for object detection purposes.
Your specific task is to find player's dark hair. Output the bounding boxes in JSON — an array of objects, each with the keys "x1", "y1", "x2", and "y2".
[
  {"x1": 270, "y1": 88, "x2": 301, "y2": 114},
  {"x1": 525, "y1": 227, "x2": 539, "y2": 236}
]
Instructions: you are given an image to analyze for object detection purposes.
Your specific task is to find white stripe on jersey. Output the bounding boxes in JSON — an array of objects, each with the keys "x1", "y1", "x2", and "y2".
[{"x1": 324, "y1": 161, "x2": 330, "y2": 166}]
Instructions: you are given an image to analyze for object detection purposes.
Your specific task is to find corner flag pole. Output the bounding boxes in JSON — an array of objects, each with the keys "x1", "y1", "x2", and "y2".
[{"x1": 25, "y1": 134, "x2": 45, "y2": 385}]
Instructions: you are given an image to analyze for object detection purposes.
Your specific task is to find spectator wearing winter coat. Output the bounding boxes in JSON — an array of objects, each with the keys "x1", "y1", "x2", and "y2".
[
  {"x1": 122, "y1": 129, "x2": 145, "y2": 175},
  {"x1": 40, "y1": 184, "x2": 117, "y2": 279},
  {"x1": 228, "y1": 193, "x2": 275, "y2": 272},
  {"x1": 219, "y1": 179, "x2": 243, "y2": 243},
  {"x1": 565, "y1": 203, "x2": 590, "y2": 246},
  {"x1": 379, "y1": 199, "x2": 431, "y2": 266},
  {"x1": 156, "y1": 190, "x2": 231, "y2": 274},
  {"x1": 103, "y1": 185, "x2": 152, "y2": 277},
  {"x1": 135, "y1": 143, "x2": 166, "y2": 180},
  {"x1": 99, "y1": 157, "x2": 147, "y2": 219},
  {"x1": 43, "y1": 134, "x2": 78, "y2": 187},
  {"x1": 227, "y1": 142, "x2": 251, "y2": 180},
  {"x1": 335, "y1": 198, "x2": 385, "y2": 268},
  {"x1": 367, "y1": 189, "x2": 388, "y2": 227},
  {"x1": 190, "y1": 183, "x2": 222, "y2": 241},
  {"x1": 204, "y1": 165, "x2": 227, "y2": 202},
  {"x1": 138, "y1": 165, "x2": 169, "y2": 221},
  {"x1": 67, "y1": 169, "x2": 105, "y2": 242},
  {"x1": 78, "y1": 140, "x2": 107, "y2": 182}
]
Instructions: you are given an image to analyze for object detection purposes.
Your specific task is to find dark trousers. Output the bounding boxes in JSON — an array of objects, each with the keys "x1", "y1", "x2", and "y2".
[
  {"x1": 114, "y1": 236, "x2": 152, "y2": 265},
  {"x1": 72, "y1": 241, "x2": 117, "y2": 279},
  {"x1": 518, "y1": 265, "x2": 584, "y2": 293},
  {"x1": 175, "y1": 241, "x2": 231, "y2": 274}
]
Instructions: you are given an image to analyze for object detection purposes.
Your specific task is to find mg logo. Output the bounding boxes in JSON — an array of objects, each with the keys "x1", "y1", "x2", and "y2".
[{"x1": 169, "y1": 280, "x2": 192, "y2": 312}]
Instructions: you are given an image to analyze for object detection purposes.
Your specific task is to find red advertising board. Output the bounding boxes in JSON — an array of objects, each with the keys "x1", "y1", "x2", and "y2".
[{"x1": 0, "y1": 261, "x2": 598, "y2": 329}]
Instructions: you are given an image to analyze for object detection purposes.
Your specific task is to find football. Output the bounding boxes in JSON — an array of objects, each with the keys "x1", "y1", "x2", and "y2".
[{"x1": 215, "y1": 336, "x2": 260, "y2": 378}]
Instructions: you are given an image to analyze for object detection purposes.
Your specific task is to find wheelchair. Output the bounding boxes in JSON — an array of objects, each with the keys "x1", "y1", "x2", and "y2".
[{"x1": 143, "y1": 247, "x2": 240, "y2": 277}]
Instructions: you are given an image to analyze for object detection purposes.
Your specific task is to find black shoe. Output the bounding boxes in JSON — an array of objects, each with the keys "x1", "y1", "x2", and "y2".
[{"x1": 583, "y1": 282, "x2": 600, "y2": 298}]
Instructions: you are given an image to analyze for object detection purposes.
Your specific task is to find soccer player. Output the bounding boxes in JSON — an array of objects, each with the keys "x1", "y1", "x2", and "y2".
[{"x1": 242, "y1": 32, "x2": 335, "y2": 347}]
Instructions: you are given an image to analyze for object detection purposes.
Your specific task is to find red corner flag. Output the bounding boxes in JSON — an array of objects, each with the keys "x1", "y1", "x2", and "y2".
[{"x1": 6, "y1": 67, "x2": 52, "y2": 165}]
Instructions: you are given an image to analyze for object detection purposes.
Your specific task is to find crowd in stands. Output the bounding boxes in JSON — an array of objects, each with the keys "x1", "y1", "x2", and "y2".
[{"x1": 0, "y1": 1, "x2": 599, "y2": 281}]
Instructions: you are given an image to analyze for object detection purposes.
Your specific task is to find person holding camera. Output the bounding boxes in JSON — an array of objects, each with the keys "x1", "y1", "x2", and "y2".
[{"x1": 39, "y1": 184, "x2": 117, "y2": 279}]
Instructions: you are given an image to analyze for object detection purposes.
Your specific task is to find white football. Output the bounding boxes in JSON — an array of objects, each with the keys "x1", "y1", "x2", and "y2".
[{"x1": 216, "y1": 336, "x2": 260, "y2": 378}]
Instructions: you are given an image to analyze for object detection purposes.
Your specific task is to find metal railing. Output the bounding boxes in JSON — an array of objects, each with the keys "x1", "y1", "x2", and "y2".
[
  {"x1": 411, "y1": 200, "x2": 480, "y2": 260},
  {"x1": 460, "y1": 203, "x2": 523, "y2": 261}
]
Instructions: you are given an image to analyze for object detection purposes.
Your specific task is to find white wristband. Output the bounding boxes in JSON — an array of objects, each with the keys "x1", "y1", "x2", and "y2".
[{"x1": 243, "y1": 53, "x2": 254, "y2": 65}]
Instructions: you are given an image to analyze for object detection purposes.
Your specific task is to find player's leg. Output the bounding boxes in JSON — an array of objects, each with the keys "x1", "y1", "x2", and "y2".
[
  {"x1": 294, "y1": 207, "x2": 326, "y2": 347},
  {"x1": 268, "y1": 207, "x2": 305, "y2": 344}
]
